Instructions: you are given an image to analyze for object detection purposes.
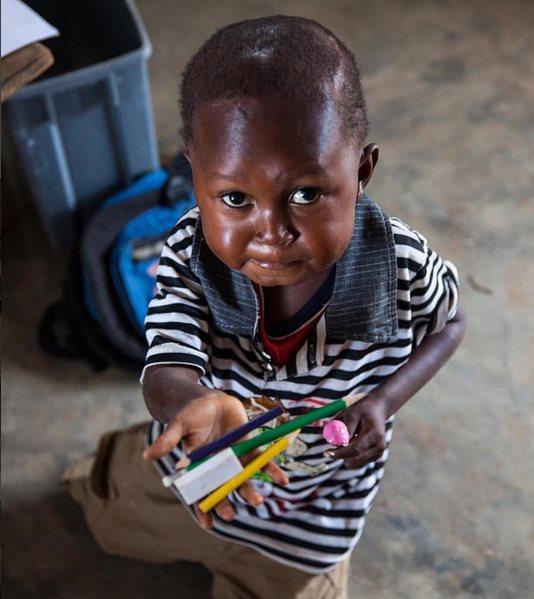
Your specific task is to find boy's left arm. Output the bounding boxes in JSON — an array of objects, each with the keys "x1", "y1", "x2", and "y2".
[
  {"x1": 327, "y1": 220, "x2": 467, "y2": 469},
  {"x1": 326, "y1": 304, "x2": 466, "y2": 467}
]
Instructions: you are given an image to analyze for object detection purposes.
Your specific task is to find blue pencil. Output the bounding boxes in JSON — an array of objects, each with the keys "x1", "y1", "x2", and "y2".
[{"x1": 174, "y1": 405, "x2": 284, "y2": 470}]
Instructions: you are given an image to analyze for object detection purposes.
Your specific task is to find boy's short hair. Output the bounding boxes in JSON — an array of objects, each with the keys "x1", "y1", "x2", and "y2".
[{"x1": 180, "y1": 15, "x2": 369, "y2": 148}]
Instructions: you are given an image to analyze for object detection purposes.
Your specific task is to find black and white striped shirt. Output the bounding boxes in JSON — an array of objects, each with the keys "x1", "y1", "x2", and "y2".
[{"x1": 142, "y1": 196, "x2": 459, "y2": 573}]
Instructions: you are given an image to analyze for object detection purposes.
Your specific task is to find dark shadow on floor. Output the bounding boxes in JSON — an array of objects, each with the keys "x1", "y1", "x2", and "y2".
[{"x1": 2, "y1": 491, "x2": 212, "y2": 599}]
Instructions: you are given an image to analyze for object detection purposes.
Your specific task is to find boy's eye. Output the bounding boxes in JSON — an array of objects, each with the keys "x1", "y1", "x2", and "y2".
[
  {"x1": 289, "y1": 187, "x2": 321, "y2": 205},
  {"x1": 220, "y1": 191, "x2": 251, "y2": 208}
]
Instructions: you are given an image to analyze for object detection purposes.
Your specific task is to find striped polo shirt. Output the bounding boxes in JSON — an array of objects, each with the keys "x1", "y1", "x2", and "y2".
[{"x1": 142, "y1": 195, "x2": 459, "y2": 573}]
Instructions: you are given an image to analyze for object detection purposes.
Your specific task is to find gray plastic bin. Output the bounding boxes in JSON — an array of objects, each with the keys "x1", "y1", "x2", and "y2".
[{"x1": 5, "y1": 0, "x2": 159, "y2": 248}]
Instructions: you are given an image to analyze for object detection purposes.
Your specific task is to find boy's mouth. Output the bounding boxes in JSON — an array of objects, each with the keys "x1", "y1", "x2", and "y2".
[{"x1": 251, "y1": 259, "x2": 303, "y2": 271}]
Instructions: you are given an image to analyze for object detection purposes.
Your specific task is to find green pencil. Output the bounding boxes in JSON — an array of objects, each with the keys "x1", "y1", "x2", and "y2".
[{"x1": 186, "y1": 393, "x2": 365, "y2": 472}]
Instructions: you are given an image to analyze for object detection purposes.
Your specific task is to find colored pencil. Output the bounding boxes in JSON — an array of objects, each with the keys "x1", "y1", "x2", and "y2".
[
  {"x1": 199, "y1": 431, "x2": 299, "y2": 513},
  {"x1": 228, "y1": 393, "x2": 364, "y2": 455},
  {"x1": 188, "y1": 393, "x2": 365, "y2": 472},
  {"x1": 175, "y1": 405, "x2": 283, "y2": 470}
]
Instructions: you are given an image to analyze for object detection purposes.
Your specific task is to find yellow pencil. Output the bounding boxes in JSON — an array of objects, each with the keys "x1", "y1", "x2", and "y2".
[{"x1": 199, "y1": 430, "x2": 300, "y2": 513}]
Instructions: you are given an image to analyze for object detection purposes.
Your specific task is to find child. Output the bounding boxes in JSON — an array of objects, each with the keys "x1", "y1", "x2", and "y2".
[{"x1": 64, "y1": 15, "x2": 466, "y2": 599}]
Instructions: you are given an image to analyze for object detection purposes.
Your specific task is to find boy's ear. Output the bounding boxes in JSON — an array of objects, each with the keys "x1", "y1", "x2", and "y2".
[{"x1": 358, "y1": 143, "x2": 379, "y2": 193}]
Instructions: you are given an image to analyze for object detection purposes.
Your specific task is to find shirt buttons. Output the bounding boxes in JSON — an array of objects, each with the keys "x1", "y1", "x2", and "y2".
[{"x1": 308, "y1": 343, "x2": 317, "y2": 367}]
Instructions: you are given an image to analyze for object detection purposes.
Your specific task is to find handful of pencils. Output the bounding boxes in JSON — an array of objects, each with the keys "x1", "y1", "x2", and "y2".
[{"x1": 164, "y1": 394, "x2": 365, "y2": 513}]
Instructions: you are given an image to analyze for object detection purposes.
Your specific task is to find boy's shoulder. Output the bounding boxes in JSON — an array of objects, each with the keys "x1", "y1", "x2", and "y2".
[
  {"x1": 388, "y1": 216, "x2": 431, "y2": 275},
  {"x1": 166, "y1": 205, "x2": 201, "y2": 250},
  {"x1": 388, "y1": 216, "x2": 428, "y2": 263},
  {"x1": 359, "y1": 196, "x2": 430, "y2": 274}
]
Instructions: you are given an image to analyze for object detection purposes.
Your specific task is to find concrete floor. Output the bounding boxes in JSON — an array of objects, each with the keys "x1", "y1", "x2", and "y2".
[{"x1": 2, "y1": 1, "x2": 533, "y2": 597}]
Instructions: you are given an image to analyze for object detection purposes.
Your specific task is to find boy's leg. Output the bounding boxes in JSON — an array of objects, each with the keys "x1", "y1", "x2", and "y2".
[
  {"x1": 64, "y1": 422, "x2": 350, "y2": 597},
  {"x1": 63, "y1": 422, "x2": 231, "y2": 565},
  {"x1": 210, "y1": 542, "x2": 350, "y2": 599}
]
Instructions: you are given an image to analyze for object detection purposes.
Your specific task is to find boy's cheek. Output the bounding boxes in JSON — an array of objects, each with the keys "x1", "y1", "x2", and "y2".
[{"x1": 202, "y1": 224, "x2": 249, "y2": 270}]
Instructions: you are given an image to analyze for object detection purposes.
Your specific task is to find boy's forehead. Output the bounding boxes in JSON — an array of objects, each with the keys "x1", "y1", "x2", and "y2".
[{"x1": 190, "y1": 97, "x2": 355, "y2": 174}]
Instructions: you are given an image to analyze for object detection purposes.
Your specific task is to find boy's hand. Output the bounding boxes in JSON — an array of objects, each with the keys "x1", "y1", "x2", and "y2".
[
  {"x1": 324, "y1": 395, "x2": 388, "y2": 469},
  {"x1": 143, "y1": 391, "x2": 288, "y2": 528}
]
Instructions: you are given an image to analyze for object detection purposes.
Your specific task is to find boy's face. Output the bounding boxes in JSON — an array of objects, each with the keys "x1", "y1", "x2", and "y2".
[{"x1": 187, "y1": 97, "x2": 362, "y2": 288}]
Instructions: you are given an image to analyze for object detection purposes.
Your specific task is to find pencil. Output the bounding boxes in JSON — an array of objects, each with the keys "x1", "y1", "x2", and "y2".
[
  {"x1": 198, "y1": 431, "x2": 299, "y2": 513},
  {"x1": 187, "y1": 393, "x2": 365, "y2": 472},
  {"x1": 175, "y1": 405, "x2": 283, "y2": 470}
]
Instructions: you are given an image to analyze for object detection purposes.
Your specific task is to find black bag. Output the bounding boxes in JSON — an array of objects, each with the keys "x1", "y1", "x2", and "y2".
[{"x1": 39, "y1": 155, "x2": 194, "y2": 373}]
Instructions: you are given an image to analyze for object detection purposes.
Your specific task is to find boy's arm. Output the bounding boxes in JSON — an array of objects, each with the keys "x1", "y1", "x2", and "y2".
[
  {"x1": 143, "y1": 364, "x2": 213, "y2": 423},
  {"x1": 141, "y1": 218, "x2": 289, "y2": 524},
  {"x1": 326, "y1": 304, "x2": 466, "y2": 468},
  {"x1": 372, "y1": 302, "x2": 466, "y2": 417},
  {"x1": 141, "y1": 215, "x2": 211, "y2": 385},
  {"x1": 142, "y1": 363, "x2": 250, "y2": 460},
  {"x1": 327, "y1": 222, "x2": 465, "y2": 468},
  {"x1": 143, "y1": 363, "x2": 291, "y2": 528},
  {"x1": 142, "y1": 363, "x2": 252, "y2": 461}
]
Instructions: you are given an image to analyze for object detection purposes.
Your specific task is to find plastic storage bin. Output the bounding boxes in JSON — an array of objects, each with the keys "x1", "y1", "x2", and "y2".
[{"x1": 5, "y1": 0, "x2": 159, "y2": 248}]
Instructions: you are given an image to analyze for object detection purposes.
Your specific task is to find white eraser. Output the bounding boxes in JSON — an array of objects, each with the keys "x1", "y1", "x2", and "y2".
[{"x1": 171, "y1": 448, "x2": 243, "y2": 505}]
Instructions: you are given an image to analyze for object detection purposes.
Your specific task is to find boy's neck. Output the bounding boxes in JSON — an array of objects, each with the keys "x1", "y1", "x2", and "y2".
[{"x1": 260, "y1": 267, "x2": 334, "y2": 327}]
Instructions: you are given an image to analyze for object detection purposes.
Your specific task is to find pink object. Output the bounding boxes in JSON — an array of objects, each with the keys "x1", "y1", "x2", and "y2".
[{"x1": 323, "y1": 420, "x2": 350, "y2": 446}]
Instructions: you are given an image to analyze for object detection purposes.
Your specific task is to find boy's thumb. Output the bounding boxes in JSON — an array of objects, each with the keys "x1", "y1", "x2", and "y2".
[{"x1": 143, "y1": 420, "x2": 184, "y2": 460}]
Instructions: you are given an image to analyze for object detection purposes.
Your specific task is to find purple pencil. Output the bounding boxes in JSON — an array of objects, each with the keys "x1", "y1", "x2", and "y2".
[{"x1": 174, "y1": 405, "x2": 284, "y2": 470}]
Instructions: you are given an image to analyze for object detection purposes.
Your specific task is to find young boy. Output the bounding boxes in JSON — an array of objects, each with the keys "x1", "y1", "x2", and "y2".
[{"x1": 64, "y1": 16, "x2": 466, "y2": 599}]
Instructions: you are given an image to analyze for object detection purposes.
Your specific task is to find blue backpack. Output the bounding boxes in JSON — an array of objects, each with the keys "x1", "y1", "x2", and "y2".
[{"x1": 39, "y1": 158, "x2": 195, "y2": 373}]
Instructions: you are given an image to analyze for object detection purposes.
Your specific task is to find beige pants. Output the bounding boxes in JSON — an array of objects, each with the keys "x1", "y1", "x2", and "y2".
[{"x1": 65, "y1": 423, "x2": 350, "y2": 599}]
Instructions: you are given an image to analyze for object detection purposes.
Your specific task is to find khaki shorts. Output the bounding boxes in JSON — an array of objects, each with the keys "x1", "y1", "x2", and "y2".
[{"x1": 65, "y1": 422, "x2": 350, "y2": 599}]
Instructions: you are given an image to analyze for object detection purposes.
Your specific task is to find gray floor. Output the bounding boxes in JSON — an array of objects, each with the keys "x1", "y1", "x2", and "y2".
[{"x1": 2, "y1": 1, "x2": 533, "y2": 597}]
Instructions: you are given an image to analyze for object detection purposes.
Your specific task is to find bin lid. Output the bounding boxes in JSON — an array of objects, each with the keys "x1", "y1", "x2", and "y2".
[{"x1": 8, "y1": 0, "x2": 152, "y2": 96}]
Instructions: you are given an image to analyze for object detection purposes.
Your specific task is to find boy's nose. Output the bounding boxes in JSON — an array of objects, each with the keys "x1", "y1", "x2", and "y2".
[{"x1": 255, "y1": 208, "x2": 295, "y2": 247}]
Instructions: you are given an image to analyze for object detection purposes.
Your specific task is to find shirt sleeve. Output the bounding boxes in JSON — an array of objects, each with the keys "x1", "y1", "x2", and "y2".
[
  {"x1": 392, "y1": 218, "x2": 460, "y2": 346},
  {"x1": 140, "y1": 212, "x2": 210, "y2": 383}
]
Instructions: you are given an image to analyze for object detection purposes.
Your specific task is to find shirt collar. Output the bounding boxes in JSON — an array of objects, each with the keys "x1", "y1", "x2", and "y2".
[{"x1": 190, "y1": 195, "x2": 398, "y2": 342}]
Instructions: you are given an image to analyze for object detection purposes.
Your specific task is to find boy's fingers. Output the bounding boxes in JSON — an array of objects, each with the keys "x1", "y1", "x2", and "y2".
[
  {"x1": 324, "y1": 428, "x2": 377, "y2": 460},
  {"x1": 236, "y1": 480, "x2": 264, "y2": 506},
  {"x1": 344, "y1": 447, "x2": 385, "y2": 470},
  {"x1": 239, "y1": 446, "x2": 288, "y2": 485},
  {"x1": 239, "y1": 446, "x2": 262, "y2": 465},
  {"x1": 263, "y1": 460, "x2": 289, "y2": 485},
  {"x1": 194, "y1": 503, "x2": 213, "y2": 529},
  {"x1": 335, "y1": 410, "x2": 360, "y2": 435},
  {"x1": 240, "y1": 447, "x2": 287, "y2": 482},
  {"x1": 210, "y1": 460, "x2": 286, "y2": 516},
  {"x1": 143, "y1": 420, "x2": 183, "y2": 461},
  {"x1": 214, "y1": 498, "x2": 236, "y2": 521}
]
